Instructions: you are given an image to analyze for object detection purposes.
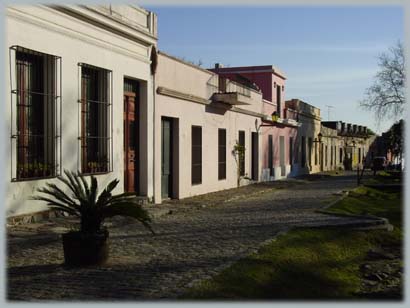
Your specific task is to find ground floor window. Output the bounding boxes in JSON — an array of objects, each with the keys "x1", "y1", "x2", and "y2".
[
  {"x1": 268, "y1": 135, "x2": 273, "y2": 176},
  {"x1": 289, "y1": 137, "x2": 293, "y2": 170},
  {"x1": 218, "y1": 128, "x2": 226, "y2": 180},
  {"x1": 331, "y1": 145, "x2": 333, "y2": 166},
  {"x1": 192, "y1": 125, "x2": 202, "y2": 184},
  {"x1": 10, "y1": 46, "x2": 61, "y2": 180},
  {"x1": 301, "y1": 136, "x2": 306, "y2": 167},
  {"x1": 79, "y1": 63, "x2": 112, "y2": 174},
  {"x1": 238, "y1": 130, "x2": 245, "y2": 176}
]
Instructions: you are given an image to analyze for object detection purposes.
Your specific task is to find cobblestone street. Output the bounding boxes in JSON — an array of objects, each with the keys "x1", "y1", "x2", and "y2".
[{"x1": 7, "y1": 172, "x2": 377, "y2": 301}]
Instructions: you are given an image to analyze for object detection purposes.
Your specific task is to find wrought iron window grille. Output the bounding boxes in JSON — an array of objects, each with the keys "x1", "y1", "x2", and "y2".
[
  {"x1": 77, "y1": 63, "x2": 113, "y2": 175},
  {"x1": 9, "y1": 45, "x2": 62, "y2": 181}
]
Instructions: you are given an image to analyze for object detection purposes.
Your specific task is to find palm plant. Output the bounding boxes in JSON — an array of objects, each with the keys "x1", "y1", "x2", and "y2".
[{"x1": 32, "y1": 170, "x2": 154, "y2": 234}]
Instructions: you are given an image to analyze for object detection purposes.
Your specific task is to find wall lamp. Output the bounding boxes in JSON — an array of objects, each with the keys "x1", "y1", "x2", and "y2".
[{"x1": 313, "y1": 132, "x2": 323, "y2": 143}]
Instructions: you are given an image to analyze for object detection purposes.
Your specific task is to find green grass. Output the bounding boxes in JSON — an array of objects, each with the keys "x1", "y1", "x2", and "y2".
[
  {"x1": 182, "y1": 185, "x2": 402, "y2": 300},
  {"x1": 326, "y1": 186, "x2": 402, "y2": 229}
]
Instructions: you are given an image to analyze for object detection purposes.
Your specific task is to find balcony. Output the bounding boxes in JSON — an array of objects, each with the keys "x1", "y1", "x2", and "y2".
[
  {"x1": 211, "y1": 77, "x2": 252, "y2": 106},
  {"x1": 284, "y1": 108, "x2": 298, "y2": 121}
]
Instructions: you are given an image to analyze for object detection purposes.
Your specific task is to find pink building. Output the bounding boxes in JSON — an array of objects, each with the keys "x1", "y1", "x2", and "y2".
[{"x1": 209, "y1": 65, "x2": 299, "y2": 180}]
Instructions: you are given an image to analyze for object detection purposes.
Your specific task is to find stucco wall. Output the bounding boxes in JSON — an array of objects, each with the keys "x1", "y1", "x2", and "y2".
[
  {"x1": 154, "y1": 54, "x2": 264, "y2": 203},
  {"x1": 5, "y1": 5, "x2": 156, "y2": 217}
]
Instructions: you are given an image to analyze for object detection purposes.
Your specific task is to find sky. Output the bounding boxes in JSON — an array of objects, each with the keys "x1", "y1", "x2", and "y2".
[{"x1": 145, "y1": 5, "x2": 404, "y2": 134}]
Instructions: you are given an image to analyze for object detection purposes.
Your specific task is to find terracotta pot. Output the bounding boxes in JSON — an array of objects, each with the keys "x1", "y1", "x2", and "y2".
[{"x1": 62, "y1": 229, "x2": 109, "y2": 266}]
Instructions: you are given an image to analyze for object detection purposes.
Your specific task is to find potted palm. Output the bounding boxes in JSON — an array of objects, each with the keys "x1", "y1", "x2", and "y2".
[{"x1": 32, "y1": 170, "x2": 154, "y2": 266}]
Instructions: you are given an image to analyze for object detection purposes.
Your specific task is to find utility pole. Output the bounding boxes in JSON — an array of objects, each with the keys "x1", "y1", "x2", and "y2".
[{"x1": 325, "y1": 105, "x2": 334, "y2": 121}]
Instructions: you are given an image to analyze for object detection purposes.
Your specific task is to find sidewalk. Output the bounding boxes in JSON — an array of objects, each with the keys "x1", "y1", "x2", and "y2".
[{"x1": 7, "y1": 171, "x2": 383, "y2": 300}]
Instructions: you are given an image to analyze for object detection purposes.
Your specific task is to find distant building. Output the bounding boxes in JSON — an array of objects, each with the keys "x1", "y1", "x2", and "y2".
[
  {"x1": 285, "y1": 99, "x2": 321, "y2": 174},
  {"x1": 322, "y1": 121, "x2": 371, "y2": 170},
  {"x1": 210, "y1": 65, "x2": 299, "y2": 180}
]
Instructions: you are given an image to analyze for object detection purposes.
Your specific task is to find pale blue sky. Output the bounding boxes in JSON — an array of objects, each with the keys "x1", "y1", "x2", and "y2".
[{"x1": 145, "y1": 5, "x2": 404, "y2": 133}]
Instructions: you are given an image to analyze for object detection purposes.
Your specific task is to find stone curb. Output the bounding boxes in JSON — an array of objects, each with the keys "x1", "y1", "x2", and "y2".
[{"x1": 315, "y1": 189, "x2": 392, "y2": 231}]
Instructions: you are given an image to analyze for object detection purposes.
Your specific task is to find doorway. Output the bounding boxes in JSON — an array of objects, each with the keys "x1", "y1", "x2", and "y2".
[
  {"x1": 161, "y1": 117, "x2": 173, "y2": 198},
  {"x1": 280, "y1": 136, "x2": 285, "y2": 176},
  {"x1": 123, "y1": 78, "x2": 140, "y2": 193},
  {"x1": 251, "y1": 132, "x2": 259, "y2": 181}
]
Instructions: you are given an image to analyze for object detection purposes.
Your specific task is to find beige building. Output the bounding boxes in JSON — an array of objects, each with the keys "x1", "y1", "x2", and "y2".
[
  {"x1": 285, "y1": 99, "x2": 321, "y2": 174},
  {"x1": 154, "y1": 52, "x2": 268, "y2": 203},
  {"x1": 321, "y1": 121, "x2": 371, "y2": 171}
]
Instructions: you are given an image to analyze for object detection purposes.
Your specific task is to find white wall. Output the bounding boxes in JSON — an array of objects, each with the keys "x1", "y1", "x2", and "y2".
[{"x1": 5, "y1": 5, "x2": 156, "y2": 217}]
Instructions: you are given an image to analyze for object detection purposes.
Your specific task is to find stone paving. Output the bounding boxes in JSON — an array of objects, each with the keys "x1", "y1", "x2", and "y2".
[{"x1": 7, "y1": 171, "x2": 380, "y2": 301}]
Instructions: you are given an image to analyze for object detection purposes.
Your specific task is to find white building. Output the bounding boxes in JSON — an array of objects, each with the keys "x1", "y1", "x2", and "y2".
[{"x1": 5, "y1": 4, "x2": 157, "y2": 218}]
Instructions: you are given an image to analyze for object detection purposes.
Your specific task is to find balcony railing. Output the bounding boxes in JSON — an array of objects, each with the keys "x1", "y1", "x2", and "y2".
[
  {"x1": 218, "y1": 77, "x2": 251, "y2": 97},
  {"x1": 284, "y1": 108, "x2": 298, "y2": 121}
]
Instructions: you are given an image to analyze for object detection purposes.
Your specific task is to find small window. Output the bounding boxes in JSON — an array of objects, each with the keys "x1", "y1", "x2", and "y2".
[
  {"x1": 331, "y1": 145, "x2": 333, "y2": 166},
  {"x1": 218, "y1": 129, "x2": 226, "y2": 180},
  {"x1": 79, "y1": 63, "x2": 112, "y2": 174},
  {"x1": 308, "y1": 137, "x2": 312, "y2": 169},
  {"x1": 289, "y1": 137, "x2": 293, "y2": 171},
  {"x1": 301, "y1": 136, "x2": 306, "y2": 167},
  {"x1": 10, "y1": 46, "x2": 61, "y2": 180},
  {"x1": 359, "y1": 148, "x2": 362, "y2": 163},
  {"x1": 268, "y1": 135, "x2": 273, "y2": 176},
  {"x1": 192, "y1": 126, "x2": 202, "y2": 185}
]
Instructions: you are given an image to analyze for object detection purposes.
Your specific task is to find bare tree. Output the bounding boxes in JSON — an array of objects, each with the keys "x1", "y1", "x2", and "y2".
[{"x1": 360, "y1": 41, "x2": 405, "y2": 124}]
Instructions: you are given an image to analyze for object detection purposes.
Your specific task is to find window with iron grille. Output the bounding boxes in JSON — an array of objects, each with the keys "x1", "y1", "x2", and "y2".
[
  {"x1": 331, "y1": 144, "x2": 333, "y2": 165},
  {"x1": 192, "y1": 126, "x2": 202, "y2": 185},
  {"x1": 238, "y1": 130, "x2": 245, "y2": 176},
  {"x1": 358, "y1": 148, "x2": 361, "y2": 163},
  {"x1": 268, "y1": 135, "x2": 273, "y2": 176},
  {"x1": 78, "y1": 63, "x2": 112, "y2": 174},
  {"x1": 218, "y1": 129, "x2": 226, "y2": 180},
  {"x1": 301, "y1": 136, "x2": 306, "y2": 167},
  {"x1": 10, "y1": 46, "x2": 61, "y2": 181},
  {"x1": 289, "y1": 137, "x2": 293, "y2": 170}
]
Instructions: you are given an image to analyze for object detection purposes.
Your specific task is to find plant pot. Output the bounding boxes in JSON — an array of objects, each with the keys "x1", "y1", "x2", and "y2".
[{"x1": 62, "y1": 229, "x2": 109, "y2": 266}]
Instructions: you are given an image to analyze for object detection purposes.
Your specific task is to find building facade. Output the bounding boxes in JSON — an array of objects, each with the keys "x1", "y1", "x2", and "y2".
[
  {"x1": 6, "y1": 4, "x2": 157, "y2": 217},
  {"x1": 5, "y1": 4, "x2": 376, "y2": 219},
  {"x1": 322, "y1": 121, "x2": 371, "y2": 171},
  {"x1": 285, "y1": 99, "x2": 322, "y2": 174},
  {"x1": 209, "y1": 65, "x2": 299, "y2": 181},
  {"x1": 154, "y1": 53, "x2": 267, "y2": 203}
]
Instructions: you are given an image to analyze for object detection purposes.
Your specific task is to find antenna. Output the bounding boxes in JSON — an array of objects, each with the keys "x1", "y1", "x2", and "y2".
[{"x1": 325, "y1": 105, "x2": 334, "y2": 121}]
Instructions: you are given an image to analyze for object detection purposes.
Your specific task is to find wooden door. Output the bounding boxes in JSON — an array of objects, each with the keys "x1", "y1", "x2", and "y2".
[
  {"x1": 123, "y1": 80, "x2": 139, "y2": 193},
  {"x1": 161, "y1": 118, "x2": 172, "y2": 198}
]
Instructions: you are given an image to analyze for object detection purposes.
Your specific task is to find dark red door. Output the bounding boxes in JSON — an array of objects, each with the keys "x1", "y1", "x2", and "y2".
[{"x1": 123, "y1": 79, "x2": 139, "y2": 193}]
